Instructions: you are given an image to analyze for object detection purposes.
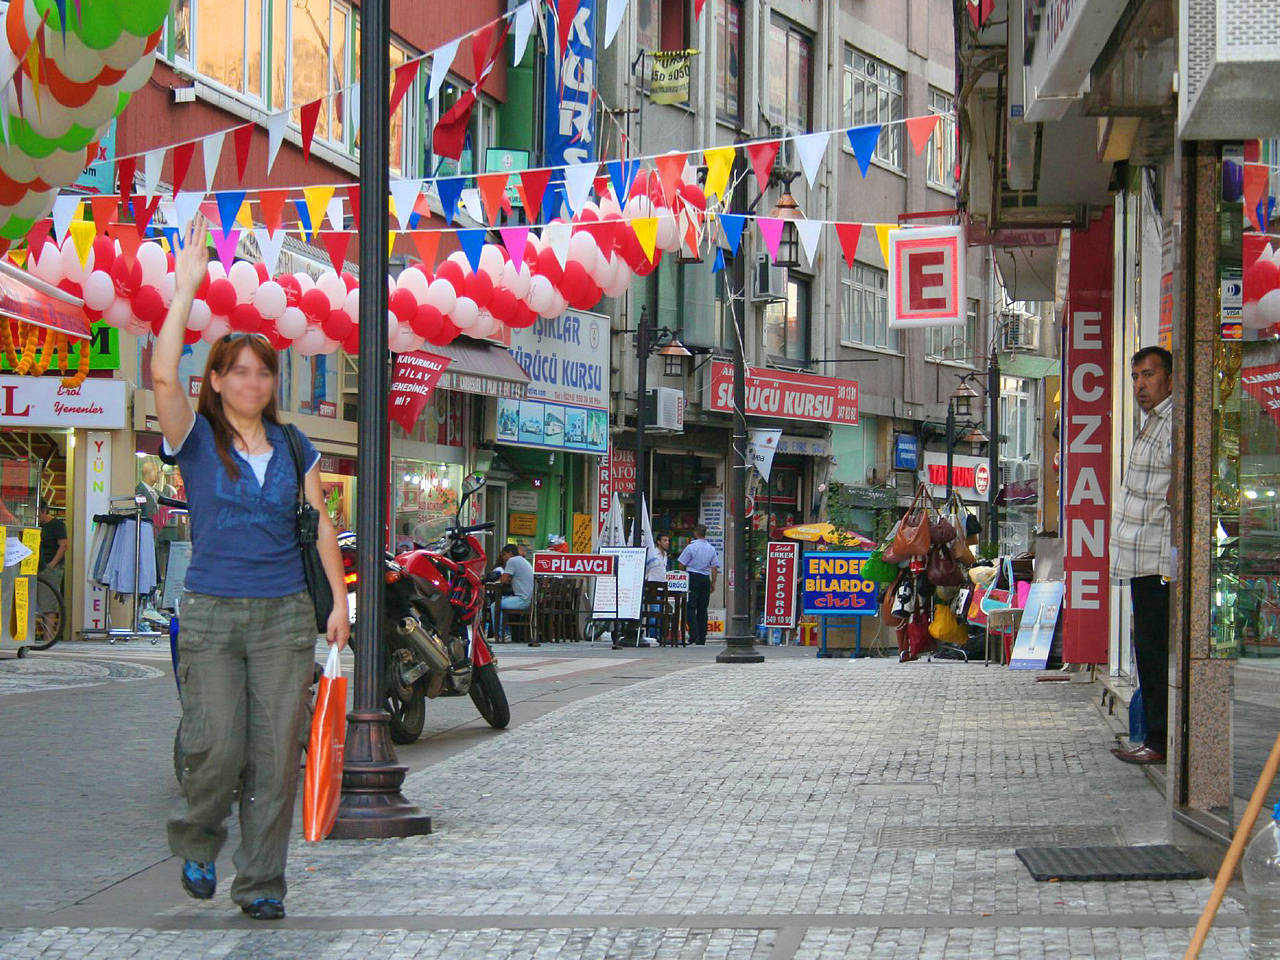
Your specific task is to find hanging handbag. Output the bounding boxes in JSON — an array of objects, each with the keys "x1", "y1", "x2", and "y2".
[
  {"x1": 929, "y1": 602, "x2": 958, "y2": 640},
  {"x1": 979, "y1": 557, "x2": 1015, "y2": 617},
  {"x1": 948, "y1": 493, "x2": 978, "y2": 565},
  {"x1": 929, "y1": 503, "x2": 956, "y2": 546},
  {"x1": 892, "y1": 486, "x2": 933, "y2": 558},
  {"x1": 926, "y1": 543, "x2": 964, "y2": 587},
  {"x1": 907, "y1": 607, "x2": 937, "y2": 659},
  {"x1": 881, "y1": 570, "x2": 908, "y2": 629},
  {"x1": 952, "y1": 585, "x2": 973, "y2": 620},
  {"x1": 891, "y1": 572, "x2": 916, "y2": 620},
  {"x1": 285, "y1": 424, "x2": 334, "y2": 634},
  {"x1": 861, "y1": 546, "x2": 899, "y2": 585}
]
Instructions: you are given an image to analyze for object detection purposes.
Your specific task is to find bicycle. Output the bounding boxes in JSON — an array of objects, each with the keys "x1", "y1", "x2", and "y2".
[{"x1": 28, "y1": 571, "x2": 66, "y2": 651}]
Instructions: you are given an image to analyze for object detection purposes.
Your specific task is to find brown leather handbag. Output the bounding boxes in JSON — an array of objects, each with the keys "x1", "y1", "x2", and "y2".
[
  {"x1": 926, "y1": 543, "x2": 965, "y2": 587},
  {"x1": 880, "y1": 570, "x2": 908, "y2": 629},
  {"x1": 892, "y1": 485, "x2": 933, "y2": 558}
]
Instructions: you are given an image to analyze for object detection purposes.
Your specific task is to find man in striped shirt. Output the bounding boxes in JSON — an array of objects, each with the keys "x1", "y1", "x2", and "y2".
[{"x1": 1109, "y1": 346, "x2": 1174, "y2": 766}]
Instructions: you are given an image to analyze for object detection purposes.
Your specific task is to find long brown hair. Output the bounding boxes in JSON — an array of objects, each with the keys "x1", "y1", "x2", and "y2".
[{"x1": 196, "y1": 335, "x2": 281, "y2": 480}]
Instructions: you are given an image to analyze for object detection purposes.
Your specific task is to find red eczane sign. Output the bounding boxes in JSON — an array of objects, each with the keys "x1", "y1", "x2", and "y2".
[
  {"x1": 1062, "y1": 210, "x2": 1113, "y2": 664},
  {"x1": 532, "y1": 552, "x2": 617, "y2": 577},
  {"x1": 763, "y1": 541, "x2": 799, "y2": 628},
  {"x1": 708, "y1": 361, "x2": 858, "y2": 425},
  {"x1": 888, "y1": 226, "x2": 966, "y2": 330}
]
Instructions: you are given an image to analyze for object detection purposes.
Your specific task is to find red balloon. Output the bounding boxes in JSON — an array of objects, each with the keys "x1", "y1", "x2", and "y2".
[
  {"x1": 110, "y1": 257, "x2": 142, "y2": 298},
  {"x1": 323, "y1": 309, "x2": 354, "y2": 341},
  {"x1": 276, "y1": 273, "x2": 301, "y2": 307},
  {"x1": 341, "y1": 272, "x2": 359, "y2": 292},
  {"x1": 343, "y1": 328, "x2": 360, "y2": 354},
  {"x1": 205, "y1": 277, "x2": 237, "y2": 315},
  {"x1": 436, "y1": 260, "x2": 465, "y2": 289},
  {"x1": 678, "y1": 181, "x2": 707, "y2": 213},
  {"x1": 488, "y1": 287, "x2": 515, "y2": 323},
  {"x1": 299, "y1": 287, "x2": 331, "y2": 325},
  {"x1": 183, "y1": 327, "x2": 202, "y2": 345},
  {"x1": 131, "y1": 285, "x2": 165, "y2": 326},
  {"x1": 254, "y1": 262, "x2": 270, "y2": 282},
  {"x1": 427, "y1": 318, "x2": 459, "y2": 346},
  {"x1": 522, "y1": 243, "x2": 539, "y2": 267},
  {"x1": 465, "y1": 270, "x2": 493, "y2": 309},
  {"x1": 229, "y1": 303, "x2": 263, "y2": 333},
  {"x1": 628, "y1": 169, "x2": 650, "y2": 200},
  {"x1": 195, "y1": 272, "x2": 210, "y2": 301},
  {"x1": 389, "y1": 287, "x2": 417, "y2": 325},
  {"x1": 58, "y1": 278, "x2": 82, "y2": 298},
  {"x1": 411, "y1": 303, "x2": 443, "y2": 339},
  {"x1": 91, "y1": 236, "x2": 115, "y2": 273},
  {"x1": 83, "y1": 306, "x2": 103, "y2": 323},
  {"x1": 535, "y1": 247, "x2": 563, "y2": 285},
  {"x1": 509, "y1": 303, "x2": 537, "y2": 329},
  {"x1": 560, "y1": 261, "x2": 591, "y2": 302},
  {"x1": 1245, "y1": 257, "x2": 1280, "y2": 302},
  {"x1": 166, "y1": 251, "x2": 176, "y2": 272}
]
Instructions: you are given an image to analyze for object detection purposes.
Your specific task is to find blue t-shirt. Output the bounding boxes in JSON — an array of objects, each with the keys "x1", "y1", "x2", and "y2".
[{"x1": 171, "y1": 414, "x2": 320, "y2": 598}]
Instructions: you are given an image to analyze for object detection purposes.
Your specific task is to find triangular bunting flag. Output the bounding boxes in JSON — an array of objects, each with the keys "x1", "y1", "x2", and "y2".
[
  {"x1": 460, "y1": 188, "x2": 485, "y2": 224},
  {"x1": 518, "y1": 168, "x2": 552, "y2": 221},
  {"x1": 215, "y1": 190, "x2": 246, "y2": 235},
  {"x1": 210, "y1": 228, "x2": 239, "y2": 273},
  {"x1": 746, "y1": 141, "x2": 780, "y2": 192},
  {"x1": 8, "y1": 249, "x2": 25, "y2": 268},
  {"x1": 388, "y1": 231, "x2": 397, "y2": 260},
  {"x1": 593, "y1": 174, "x2": 612, "y2": 202},
  {"x1": 143, "y1": 148, "x2": 164, "y2": 200},
  {"x1": 436, "y1": 176, "x2": 467, "y2": 224},
  {"x1": 704, "y1": 145, "x2": 735, "y2": 202},
  {"x1": 300, "y1": 99, "x2": 322, "y2": 161},
  {"x1": 758, "y1": 217, "x2": 784, "y2": 261},
  {"x1": 257, "y1": 189, "x2": 287, "y2": 233},
  {"x1": 114, "y1": 225, "x2": 143, "y2": 269},
  {"x1": 161, "y1": 226, "x2": 182, "y2": 251},
  {"x1": 233, "y1": 123, "x2": 253, "y2": 182},
  {"x1": 133, "y1": 196, "x2": 162, "y2": 238},
  {"x1": 293, "y1": 198, "x2": 314, "y2": 241},
  {"x1": 410, "y1": 230, "x2": 440, "y2": 269},
  {"x1": 654, "y1": 153, "x2": 687, "y2": 205},
  {"x1": 51, "y1": 195, "x2": 80, "y2": 242},
  {"x1": 556, "y1": 0, "x2": 581, "y2": 56},
  {"x1": 171, "y1": 142, "x2": 196, "y2": 196},
  {"x1": 89, "y1": 195, "x2": 116, "y2": 232},
  {"x1": 390, "y1": 179, "x2": 422, "y2": 231},
  {"x1": 846, "y1": 124, "x2": 882, "y2": 177},
  {"x1": 874, "y1": 223, "x2": 893, "y2": 265},
  {"x1": 303, "y1": 185, "x2": 335, "y2": 239},
  {"x1": 68, "y1": 220, "x2": 95, "y2": 267},
  {"x1": 513, "y1": 1, "x2": 535, "y2": 66},
  {"x1": 389, "y1": 61, "x2": 418, "y2": 117},
  {"x1": 265, "y1": 111, "x2": 289, "y2": 174},
  {"x1": 428, "y1": 38, "x2": 461, "y2": 101},
  {"x1": 795, "y1": 219, "x2": 822, "y2": 267},
  {"x1": 718, "y1": 212, "x2": 745, "y2": 255},
  {"x1": 606, "y1": 158, "x2": 639, "y2": 204},
  {"x1": 711, "y1": 247, "x2": 725, "y2": 274},
  {"x1": 604, "y1": 0, "x2": 627, "y2": 48},
  {"x1": 117, "y1": 157, "x2": 136, "y2": 209},
  {"x1": 632, "y1": 217, "x2": 658, "y2": 263},
  {"x1": 794, "y1": 132, "x2": 829, "y2": 190},
  {"x1": 545, "y1": 220, "x2": 572, "y2": 268},
  {"x1": 235, "y1": 199, "x2": 255, "y2": 231},
  {"x1": 432, "y1": 89, "x2": 477, "y2": 161},
  {"x1": 458, "y1": 228, "x2": 486, "y2": 273},
  {"x1": 253, "y1": 227, "x2": 287, "y2": 274},
  {"x1": 472, "y1": 23, "x2": 496, "y2": 78},
  {"x1": 321, "y1": 231, "x2": 351, "y2": 273},
  {"x1": 345, "y1": 185, "x2": 361, "y2": 226},
  {"x1": 326, "y1": 197, "x2": 344, "y2": 232},
  {"x1": 905, "y1": 114, "x2": 941, "y2": 156},
  {"x1": 25, "y1": 220, "x2": 52, "y2": 256},
  {"x1": 202, "y1": 130, "x2": 225, "y2": 192},
  {"x1": 563, "y1": 162, "x2": 598, "y2": 215},
  {"x1": 499, "y1": 226, "x2": 529, "y2": 266},
  {"x1": 477, "y1": 173, "x2": 510, "y2": 225},
  {"x1": 834, "y1": 222, "x2": 862, "y2": 269}
]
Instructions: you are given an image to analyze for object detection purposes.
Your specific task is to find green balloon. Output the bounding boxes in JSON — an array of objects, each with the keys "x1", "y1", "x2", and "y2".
[
  {"x1": 116, "y1": 0, "x2": 170, "y2": 37},
  {"x1": 0, "y1": 215, "x2": 36, "y2": 242},
  {"x1": 71, "y1": 2, "x2": 124, "y2": 50},
  {"x1": 31, "y1": 0, "x2": 69, "y2": 34},
  {"x1": 11, "y1": 118, "x2": 95, "y2": 158}
]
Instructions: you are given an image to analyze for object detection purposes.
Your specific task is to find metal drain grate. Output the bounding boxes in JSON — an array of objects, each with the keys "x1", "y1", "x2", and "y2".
[
  {"x1": 1016, "y1": 845, "x2": 1204, "y2": 882},
  {"x1": 875, "y1": 824, "x2": 1123, "y2": 849}
]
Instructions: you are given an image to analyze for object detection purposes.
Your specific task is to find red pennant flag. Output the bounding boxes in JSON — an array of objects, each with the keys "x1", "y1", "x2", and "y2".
[
  {"x1": 389, "y1": 63, "x2": 417, "y2": 120},
  {"x1": 472, "y1": 23, "x2": 496, "y2": 78},
  {"x1": 834, "y1": 222, "x2": 862, "y2": 270},
  {"x1": 556, "y1": 0, "x2": 580, "y2": 56},
  {"x1": 171, "y1": 142, "x2": 196, "y2": 196},
  {"x1": 133, "y1": 195, "x2": 162, "y2": 238},
  {"x1": 746, "y1": 141, "x2": 780, "y2": 192},
  {"x1": 90, "y1": 195, "x2": 117, "y2": 232},
  {"x1": 345, "y1": 185, "x2": 361, "y2": 226},
  {"x1": 432, "y1": 89, "x2": 477, "y2": 162},
  {"x1": 593, "y1": 174, "x2": 612, "y2": 201},
  {"x1": 410, "y1": 231, "x2": 440, "y2": 270},
  {"x1": 258, "y1": 189, "x2": 288, "y2": 233},
  {"x1": 117, "y1": 156, "x2": 136, "y2": 210},
  {"x1": 967, "y1": 0, "x2": 981, "y2": 29},
  {"x1": 25, "y1": 219, "x2": 52, "y2": 256},
  {"x1": 654, "y1": 153, "x2": 687, "y2": 205},
  {"x1": 233, "y1": 123, "x2": 253, "y2": 183},
  {"x1": 904, "y1": 114, "x2": 940, "y2": 156},
  {"x1": 694, "y1": 0, "x2": 706, "y2": 19},
  {"x1": 321, "y1": 231, "x2": 351, "y2": 273},
  {"x1": 476, "y1": 173, "x2": 509, "y2": 225},
  {"x1": 519, "y1": 168, "x2": 552, "y2": 219},
  {"x1": 112, "y1": 223, "x2": 141, "y2": 267},
  {"x1": 300, "y1": 100, "x2": 323, "y2": 161}
]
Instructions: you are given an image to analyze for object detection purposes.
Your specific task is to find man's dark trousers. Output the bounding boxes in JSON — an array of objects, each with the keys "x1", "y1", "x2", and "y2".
[
  {"x1": 687, "y1": 572, "x2": 710, "y2": 645},
  {"x1": 1131, "y1": 575, "x2": 1169, "y2": 754}
]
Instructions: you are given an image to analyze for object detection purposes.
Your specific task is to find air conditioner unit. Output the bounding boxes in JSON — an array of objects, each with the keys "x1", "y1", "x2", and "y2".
[
  {"x1": 752, "y1": 254, "x2": 786, "y2": 302},
  {"x1": 1179, "y1": 0, "x2": 1280, "y2": 139},
  {"x1": 1001, "y1": 312, "x2": 1040, "y2": 352},
  {"x1": 644, "y1": 387, "x2": 685, "y2": 432}
]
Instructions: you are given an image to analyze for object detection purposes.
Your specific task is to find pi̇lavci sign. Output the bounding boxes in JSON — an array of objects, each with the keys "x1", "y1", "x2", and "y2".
[
  {"x1": 532, "y1": 552, "x2": 617, "y2": 577},
  {"x1": 0, "y1": 375, "x2": 125, "y2": 428},
  {"x1": 800, "y1": 551, "x2": 879, "y2": 617},
  {"x1": 707, "y1": 361, "x2": 859, "y2": 425}
]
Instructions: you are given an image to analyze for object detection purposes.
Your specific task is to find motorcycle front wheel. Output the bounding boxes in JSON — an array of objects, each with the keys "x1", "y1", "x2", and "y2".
[
  {"x1": 386, "y1": 683, "x2": 426, "y2": 743},
  {"x1": 469, "y1": 661, "x2": 510, "y2": 729}
]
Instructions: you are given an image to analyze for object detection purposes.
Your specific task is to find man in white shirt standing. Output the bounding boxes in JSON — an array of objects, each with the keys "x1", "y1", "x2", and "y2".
[{"x1": 678, "y1": 525, "x2": 719, "y2": 645}]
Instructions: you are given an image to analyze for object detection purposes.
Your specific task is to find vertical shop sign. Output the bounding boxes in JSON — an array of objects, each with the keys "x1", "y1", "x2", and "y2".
[
  {"x1": 84, "y1": 431, "x2": 111, "y2": 631},
  {"x1": 763, "y1": 541, "x2": 799, "y2": 628},
  {"x1": 699, "y1": 493, "x2": 725, "y2": 561},
  {"x1": 611, "y1": 447, "x2": 636, "y2": 493},
  {"x1": 543, "y1": 0, "x2": 596, "y2": 212},
  {"x1": 572, "y1": 512, "x2": 592, "y2": 553},
  {"x1": 597, "y1": 442, "x2": 612, "y2": 537},
  {"x1": 1061, "y1": 210, "x2": 1113, "y2": 664}
]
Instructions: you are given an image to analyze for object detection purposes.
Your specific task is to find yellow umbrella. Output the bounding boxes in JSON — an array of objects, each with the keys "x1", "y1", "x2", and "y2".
[{"x1": 781, "y1": 523, "x2": 875, "y2": 549}]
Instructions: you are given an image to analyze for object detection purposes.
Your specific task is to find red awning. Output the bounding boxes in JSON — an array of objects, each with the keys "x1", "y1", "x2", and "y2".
[{"x1": 0, "y1": 261, "x2": 91, "y2": 340}]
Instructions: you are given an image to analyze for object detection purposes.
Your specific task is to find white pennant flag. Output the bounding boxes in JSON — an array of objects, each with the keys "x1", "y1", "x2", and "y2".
[
  {"x1": 326, "y1": 196, "x2": 345, "y2": 232},
  {"x1": 562, "y1": 162, "x2": 597, "y2": 215},
  {"x1": 253, "y1": 228, "x2": 287, "y2": 275},
  {"x1": 144, "y1": 148, "x2": 164, "y2": 200},
  {"x1": 265, "y1": 111, "x2": 289, "y2": 175},
  {"x1": 51, "y1": 195, "x2": 81, "y2": 242},
  {"x1": 795, "y1": 219, "x2": 822, "y2": 268},
  {"x1": 748, "y1": 429, "x2": 783, "y2": 482},
  {"x1": 428, "y1": 39, "x2": 461, "y2": 101},
  {"x1": 513, "y1": 1, "x2": 535, "y2": 66},
  {"x1": 544, "y1": 220, "x2": 572, "y2": 268},
  {"x1": 389, "y1": 179, "x2": 422, "y2": 231},
  {"x1": 460, "y1": 188, "x2": 485, "y2": 223},
  {"x1": 604, "y1": 0, "x2": 628, "y2": 49},
  {"x1": 202, "y1": 131, "x2": 225, "y2": 193},
  {"x1": 172, "y1": 190, "x2": 205, "y2": 231},
  {"x1": 793, "y1": 132, "x2": 829, "y2": 190}
]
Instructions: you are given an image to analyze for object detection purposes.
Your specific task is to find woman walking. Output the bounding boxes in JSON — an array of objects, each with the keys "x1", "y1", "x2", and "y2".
[{"x1": 153, "y1": 215, "x2": 349, "y2": 920}]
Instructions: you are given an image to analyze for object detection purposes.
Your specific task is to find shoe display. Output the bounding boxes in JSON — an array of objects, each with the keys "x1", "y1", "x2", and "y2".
[
  {"x1": 1111, "y1": 745, "x2": 1166, "y2": 765},
  {"x1": 241, "y1": 897, "x2": 285, "y2": 920},
  {"x1": 180, "y1": 859, "x2": 216, "y2": 899}
]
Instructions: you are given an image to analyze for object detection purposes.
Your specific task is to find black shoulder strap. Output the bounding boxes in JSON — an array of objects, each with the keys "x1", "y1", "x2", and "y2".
[{"x1": 282, "y1": 424, "x2": 306, "y2": 507}]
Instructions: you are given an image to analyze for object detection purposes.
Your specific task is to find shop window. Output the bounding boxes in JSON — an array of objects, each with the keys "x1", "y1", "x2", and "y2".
[
  {"x1": 715, "y1": 0, "x2": 742, "y2": 123},
  {"x1": 763, "y1": 276, "x2": 810, "y2": 363},
  {"x1": 391, "y1": 459, "x2": 462, "y2": 551},
  {"x1": 840, "y1": 262, "x2": 898, "y2": 351},
  {"x1": 297, "y1": 353, "x2": 339, "y2": 418},
  {"x1": 927, "y1": 88, "x2": 957, "y2": 192},
  {"x1": 635, "y1": 0, "x2": 660, "y2": 53},
  {"x1": 926, "y1": 297, "x2": 980, "y2": 362},
  {"x1": 645, "y1": 255, "x2": 724, "y2": 350},
  {"x1": 842, "y1": 48, "x2": 904, "y2": 171},
  {"x1": 767, "y1": 18, "x2": 812, "y2": 132}
]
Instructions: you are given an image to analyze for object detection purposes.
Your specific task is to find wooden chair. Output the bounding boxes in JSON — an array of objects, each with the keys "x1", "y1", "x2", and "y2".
[{"x1": 641, "y1": 580, "x2": 669, "y2": 645}]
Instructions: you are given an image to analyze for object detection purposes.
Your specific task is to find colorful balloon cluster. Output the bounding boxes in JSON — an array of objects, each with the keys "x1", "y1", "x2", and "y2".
[
  {"x1": 1244, "y1": 243, "x2": 1280, "y2": 331},
  {"x1": 26, "y1": 157, "x2": 710, "y2": 353},
  {"x1": 0, "y1": 0, "x2": 166, "y2": 245}
]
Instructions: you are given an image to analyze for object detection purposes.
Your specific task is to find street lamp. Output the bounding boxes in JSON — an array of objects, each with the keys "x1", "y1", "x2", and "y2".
[
  {"x1": 945, "y1": 380, "x2": 981, "y2": 502},
  {"x1": 632, "y1": 307, "x2": 692, "y2": 549},
  {"x1": 767, "y1": 188, "x2": 804, "y2": 269}
]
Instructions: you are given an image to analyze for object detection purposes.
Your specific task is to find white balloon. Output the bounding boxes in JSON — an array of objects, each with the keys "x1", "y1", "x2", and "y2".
[
  {"x1": 253, "y1": 280, "x2": 287, "y2": 320},
  {"x1": 295, "y1": 326, "x2": 328, "y2": 355},
  {"x1": 569, "y1": 232, "x2": 601, "y2": 274},
  {"x1": 389, "y1": 323, "x2": 417, "y2": 353},
  {"x1": 447, "y1": 251, "x2": 470, "y2": 270},
  {"x1": 100, "y1": 29, "x2": 153, "y2": 71},
  {"x1": 344, "y1": 289, "x2": 359, "y2": 318},
  {"x1": 1258, "y1": 289, "x2": 1280, "y2": 329},
  {"x1": 396, "y1": 265, "x2": 430, "y2": 300},
  {"x1": 59, "y1": 238, "x2": 88, "y2": 284},
  {"x1": 387, "y1": 313, "x2": 399, "y2": 338},
  {"x1": 602, "y1": 257, "x2": 631, "y2": 298},
  {"x1": 228, "y1": 261, "x2": 259, "y2": 302},
  {"x1": 452, "y1": 296, "x2": 479, "y2": 330},
  {"x1": 599, "y1": 195, "x2": 623, "y2": 219},
  {"x1": 625, "y1": 195, "x2": 655, "y2": 220},
  {"x1": 40, "y1": 147, "x2": 94, "y2": 187},
  {"x1": 26, "y1": 97, "x2": 77, "y2": 140},
  {"x1": 202, "y1": 316, "x2": 232, "y2": 343},
  {"x1": 276, "y1": 306, "x2": 308, "y2": 340},
  {"x1": 116, "y1": 52, "x2": 158, "y2": 95},
  {"x1": 478, "y1": 244, "x2": 505, "y2": 282},
  {"x1": 316, "y1": 272, "x2": 347, "y2": 311},
  {"x1": 545, "y1": 290, "x2": 567, "y2": 319},
  {"x1": 656, "y1": 208, "x2": 679, "y2": 251},
  {"x1": 103, "y1": 297, "x2": 133, "y2": 328},
  {"x1": 159, "y1": 272, "x2": 177, "y2": 307},
  {"x1": 31, "y1": 242, "x2": 63, "y2": 285},
  {"x1": 125, "y1": 316, "x2": 151, "y2": 337},
  {"x1": 472, "y1": 311, "x2": 499, "y2": 339},
  {"x1": 207, "y1": 261, "x2": 227, "y2": 281},
  {"x1": 425, "y1": 278, "x2": 457, "y2": 315},
  {"x1": 82, "y1": 270, "x2": 114, "y2": 310},
  {"x1": 187, "y1": 298, "x2": 212, "y2": 332},
  {"x1": 501, "y1": 260, "x2": 531, "y2": 300},
  {"x1": 319, "y1": 337, "x2": 342, "y2": 355},
  {"x1": 293, "y1": 272, "x2": 316, "y2": 292},
  {"x1": 527, "y1": 274, "x2": 555, "y2": 314},
  {"x1": 137, "y1": 242, "x2": 168, "y2": 288}
]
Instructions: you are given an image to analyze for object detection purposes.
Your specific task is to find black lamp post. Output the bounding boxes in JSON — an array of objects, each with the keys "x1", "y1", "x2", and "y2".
[
  {"x1": 945, "y1": 381, "x2": 980, "y2": 502},
  {"x1": 632, "y1": 307, "x2": 692, "y2": 549}
]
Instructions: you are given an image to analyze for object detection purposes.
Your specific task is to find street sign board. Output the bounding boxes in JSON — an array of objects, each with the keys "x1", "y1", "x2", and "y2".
[
  {"x1": 763, "y1": 541, "x2": 799, "y2": 628},
  {"x1": 532, "y1": 552, "x2": 616, "y2": 577},
  {"x1": 800, "y1": 551, "x2": 879, "y2": 617}
]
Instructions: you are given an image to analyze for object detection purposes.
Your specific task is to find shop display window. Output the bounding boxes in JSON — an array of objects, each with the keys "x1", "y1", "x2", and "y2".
[
  {"x1": 0, "y1": 458, "x2": 40, "y2": 526},
  {"x1": 391, "y1": 459, "x2": 463, "y2": 550}
]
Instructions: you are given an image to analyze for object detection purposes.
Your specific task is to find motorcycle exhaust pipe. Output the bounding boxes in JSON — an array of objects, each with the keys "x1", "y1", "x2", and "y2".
[{"x1": 395, "y1": 617, "x2": 453, "y2": 673}]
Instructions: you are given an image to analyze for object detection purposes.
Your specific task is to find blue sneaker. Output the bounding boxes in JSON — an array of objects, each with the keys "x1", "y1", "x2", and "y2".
[
  {"x1": 180, "y1": 859, "x2": 216, "y2": 899},
  {"x1": 241, "y1": 897, "x2": 285, "y2": 920}
]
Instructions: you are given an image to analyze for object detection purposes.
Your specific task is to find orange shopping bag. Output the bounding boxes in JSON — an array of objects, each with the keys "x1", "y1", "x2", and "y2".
[{"x1": 303, "y1": 644, "x2": 347, "y2": 842}]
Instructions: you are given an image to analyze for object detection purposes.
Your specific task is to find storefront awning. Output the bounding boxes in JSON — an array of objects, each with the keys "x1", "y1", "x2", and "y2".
[
  {"x1": 428, "y1": 338, "x2": 530, "y2": 399},
  {"x1": 0, "y1": 261, "x2": 91, "y2": 339}
]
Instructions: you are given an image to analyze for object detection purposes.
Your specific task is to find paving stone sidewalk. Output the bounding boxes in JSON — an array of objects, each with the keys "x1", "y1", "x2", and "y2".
[{"x1": 0, "y1": 658, "x2": 1250, "y2": 958}]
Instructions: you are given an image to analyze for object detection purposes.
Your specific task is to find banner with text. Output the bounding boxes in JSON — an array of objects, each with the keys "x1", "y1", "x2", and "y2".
[
  {"x1": 763, "y1": 541, "x2": 799, "y2": 628},
  {"x1": 707, "y1": 361, "x2": 858, "y2": 425},
  {"x1": 388, "y1": 351, "x2": 451, "y2": 432}
]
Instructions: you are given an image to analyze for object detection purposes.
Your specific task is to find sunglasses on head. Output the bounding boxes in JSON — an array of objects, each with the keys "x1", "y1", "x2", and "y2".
[{"x1": 219, "y1": 332, "x2": 271, "y2": 344}]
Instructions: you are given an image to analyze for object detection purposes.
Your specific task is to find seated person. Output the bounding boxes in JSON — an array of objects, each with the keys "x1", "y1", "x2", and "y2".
[{"x1": 491, "y1": 543, "x2": 533, "y2": 640}]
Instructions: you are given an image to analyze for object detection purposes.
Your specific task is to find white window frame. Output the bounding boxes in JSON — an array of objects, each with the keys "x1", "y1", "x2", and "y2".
[
  {"x1": 842, "y1": 48, "x2": 905, "y2": 172},
  {"x1": 840, "y1": 262, "x2": 898, "y2": 352},
  {"x1": 423, "y1": 81, "x2": 498, "y2": 178},
  {"x1": 926, "y1": 297, "x2": 980, "y2": 364},
  {"x1": 766, "y1": 16, "x2": 813, "y2": 133},
  {"x1": 927, "y1": 87, "x2": 957, "y2": 193}
]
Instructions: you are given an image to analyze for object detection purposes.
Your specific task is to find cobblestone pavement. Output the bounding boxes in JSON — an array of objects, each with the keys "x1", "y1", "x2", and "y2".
[{"x1": 0, "y1": 651, "x2": 1249, "y2": 958}]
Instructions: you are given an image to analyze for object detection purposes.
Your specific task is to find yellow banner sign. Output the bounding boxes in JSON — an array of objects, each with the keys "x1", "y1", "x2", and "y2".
[
  {"x1": 20, "y1": 528, "x2": 40, "y2": 576},
  {"x1": 572, "y1": 512, "x2": 592, "y2": 554},
  {"x1": 12, "y1": 575, "x2": 27, "y2": 640},
  {"x1": 649, "y1": 51, "x2": 695, "y2": 105},
  {"x1": 509, "y1": 512, "x2": 538, "y2": 536}
]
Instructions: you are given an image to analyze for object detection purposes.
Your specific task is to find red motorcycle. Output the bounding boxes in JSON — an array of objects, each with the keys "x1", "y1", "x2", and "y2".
[{"x1": 338, "y1": 476, "x2": 509, "y2": 742}]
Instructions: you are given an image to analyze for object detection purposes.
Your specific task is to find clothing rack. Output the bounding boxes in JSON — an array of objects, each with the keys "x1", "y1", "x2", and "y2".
[{"x1": 81, "y1": 494, "x2": 164, "y2": 645}]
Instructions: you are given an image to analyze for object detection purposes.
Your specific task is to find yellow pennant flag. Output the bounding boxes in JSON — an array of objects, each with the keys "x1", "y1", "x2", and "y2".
[
  {"x1": 26, "y1": 42, "x2": 40, "y2": 114},
  {"x1": 8, "y1": 249, "x2": 27, "y2": 268},
  {"x1": 303, "y1": 185, "x2": 335, "y2": 241},
  {"x1": 633, "y1": 217, "x2": 658, "y2": 263},
  {"x1": 875, "y1": 223, "x2": 894, "y2": 266},
  {"x1": 388, "y1": 231, "x2": 396, "y2": 260},
  {"x1": 703, "y1": 146, "x2": 735, "y2": 203},
  {"x1": 236, "y1": 201, "x2": 255, "y2": 231},
  {"x1": 69, "y1": 220, "x2": 96, "y2": 267}
]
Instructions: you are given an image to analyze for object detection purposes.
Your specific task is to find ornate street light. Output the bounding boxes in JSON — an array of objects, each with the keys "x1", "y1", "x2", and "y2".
[{"x1": 767, "y1": 189, "x2": 804, "y2": 269}]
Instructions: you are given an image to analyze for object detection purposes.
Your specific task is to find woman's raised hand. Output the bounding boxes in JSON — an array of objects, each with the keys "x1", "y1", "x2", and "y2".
[{"x1": 174, "y1": 215, "x2": 210, "y2": 298}]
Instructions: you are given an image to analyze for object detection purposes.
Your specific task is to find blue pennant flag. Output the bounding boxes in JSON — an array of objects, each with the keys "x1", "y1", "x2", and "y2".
[
  {"x1": 607, "y1": 158, "x2": 639, "y2": 204},
  {"x1": 712, "y1": 248, "x2": 725, "y2": 274},
  {"x1": 437, "y1": 177, "x2": 466, "y2": 225},
  {"x1": 293, "y1": 198, "x2": 313, "y2": 241},
  {"x1": 214, "y1": 190, "x2": 246, "y2": 235},
  {"x1": 846, "y1": 125, "x2": 882, "y2": 178},
  {"x1": 458, "y1": 228, "x2": 486, "y2": 273},
  {"x1": 1259, "y1": 196, "x2": 1277, "y2": 235},
  {"x1": 719, "y1": 213, "x2": 745, "y2": 256},
  {"x1": 161, "y1": 226, "x2": 183, "y2": 251}
]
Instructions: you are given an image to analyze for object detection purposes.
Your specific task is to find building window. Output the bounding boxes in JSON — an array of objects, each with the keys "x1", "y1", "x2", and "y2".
[
  {"x1": 926, "y1": 298, "x2": 980, "y2": 363},
  {"x1": 636, "y1": 0, "x2": 686, "y2": 54},
  {"x1": 841, "y1": 262, "x2": 897, "y2": 351},
  {"x1": 842, "y1": 49, "x2": 904, "y2": 171},
  {"x1": 716, "y1": 0, "x2": 742, "y2": 123},
  {"x1": 764, "y1": 277, "x2": 810, "y2": 362},
  {"x1": 766, "y1": 18, "x2": 812, "y2": 132},
  {"x1": 927, "y1": 88, "x2": 956, "y2": 192}
]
